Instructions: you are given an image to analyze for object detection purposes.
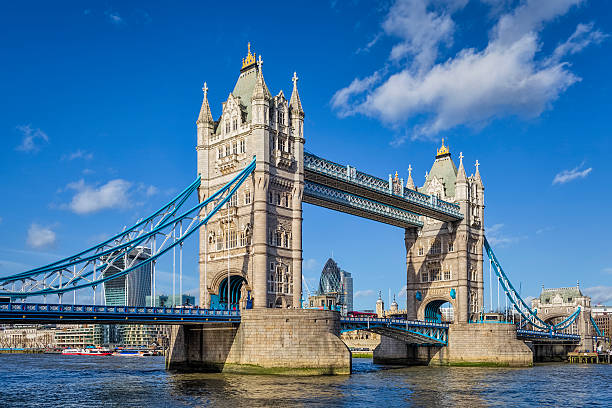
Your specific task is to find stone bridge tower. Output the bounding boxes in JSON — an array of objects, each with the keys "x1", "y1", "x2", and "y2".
[
  {"x1": 405, "y1": 141, "x2": 485, "y2": 323},
  {"x1": 196, "y1": 44, "x2": 305, "y2": 309}
]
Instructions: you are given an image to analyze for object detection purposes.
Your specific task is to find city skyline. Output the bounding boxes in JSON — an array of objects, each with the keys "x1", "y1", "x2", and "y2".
[{"x1": 1, "y1": 1, "x2": 611, "y2": 310}]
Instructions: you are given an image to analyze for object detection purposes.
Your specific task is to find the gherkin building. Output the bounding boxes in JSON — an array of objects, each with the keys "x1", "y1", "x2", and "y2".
[{"x1": 318, "y1": 258, "x2": 353, "y2": 315}]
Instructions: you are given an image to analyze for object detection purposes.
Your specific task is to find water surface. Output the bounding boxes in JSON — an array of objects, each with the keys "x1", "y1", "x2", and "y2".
[{"x1": 0, "y1": 354, "x2": 609, "y2": 407}]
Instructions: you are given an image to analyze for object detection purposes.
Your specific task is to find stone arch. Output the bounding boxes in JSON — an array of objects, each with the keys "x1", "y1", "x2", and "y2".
[
  {"x1": 210, "y1": 269, "x2": 250, "y2": 310},
  {"x1": 419, "y1": 297, "x2": 455, "y2": 323}
]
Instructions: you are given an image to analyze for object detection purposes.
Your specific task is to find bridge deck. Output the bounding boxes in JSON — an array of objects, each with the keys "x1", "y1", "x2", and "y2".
[
  {"x1": 304, "y1": 153, "x2": 462, "y2": 223},
  {"x1": 0, "y1": 303, "x2": 240, "y2": 325}
]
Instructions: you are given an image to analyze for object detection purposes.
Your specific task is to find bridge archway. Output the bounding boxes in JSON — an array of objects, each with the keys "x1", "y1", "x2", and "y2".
[
  {"x1": 422, "y1": 299, "x2": 454, "y2": 323},
  {"x1": 211, "y1": 275, "x2": 250, "y2": 310}
]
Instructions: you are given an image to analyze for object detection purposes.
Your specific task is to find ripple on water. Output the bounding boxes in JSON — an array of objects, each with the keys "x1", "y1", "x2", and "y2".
[{"x1": 0, "y1": 355, "x2": 610, "y2": 407}]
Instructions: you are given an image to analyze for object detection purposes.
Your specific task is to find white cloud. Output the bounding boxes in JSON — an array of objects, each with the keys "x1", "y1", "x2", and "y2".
[
  {"x1": 15, "y1": 124, "x2": 49, "y2": 152},
  {"x1": 553, "y1": 163, "x2": 592, "y2": 184},
  {"x1": 354, "y1": 289, "x2": 375, "y2": 298},
  {"x1": 332, "y1": 0, "x2": 603, "y2": 142},
  {"x1": 105, "y1": 10, "x2": 123, "y2": 24},
  {"x1": 63, "y1": 149, "x2": 93, "y2": 161},
  {"x1": 602, "y1": 268, "x2": 612, "y2": 275},
  {"x1": 486, "y1": 223, "x2": 525, "y2": 247},
  {"x1": 551, "y1": 22, "x2": 608, "y2": 62},
  {"x1": 535, "y1": 226, "x2": 554, "y2": 234},
  {"x1": 27, "y1": 223, "x2": 57, "y2": 249},
  {"x1": 65, "y1": 179, "x2": 133, "y2": 214},
  {"x1": 397, "y1": 284, "x2": 408, "y2": 299},
  {"x1": 62, "y1": 178, "x2": 159, "y2": 214},
  {"x1": 584, "y1": 286, "x2": 612, "y2": 305}
]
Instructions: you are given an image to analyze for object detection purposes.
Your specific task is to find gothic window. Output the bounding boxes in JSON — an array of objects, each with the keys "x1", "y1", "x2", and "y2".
[
  {"x1": 276, "y1": 193, "x2": 281, "y2": 205},
  {"x1": 244, "y1": 189, "x2": 251, "y2": 205},
  {"x1": 232, "y1": 141, "x2": 238, "y2": 155},
  {"x1": 239, "y1": 139, "x2": 245, "y2": 153},
  {"x1": 430, "y1": 240, "x2": 441, "y2": 255},
  {"x1": 232, "y1": 118, "x2": 238, "y2": 131},
  {"x1": 421, "y1": 271, "x2": 429, "y2": 282},
  {"x1": 217, "y1": 148, "x2": 221, "y2": 159},
  {"x1": 282, "y1": 233, "x2": 288, "y2": 248},
  {"x1": 226, "y1": 193, "x2": 237, "y2": 208},
  {"x1": 225, "y1": 121, "x2": 230, "y2": 134},
  {"x1": 275, "y1": 230, "x2": 283, "y2": 247},
  {"x1": 216, "y1": 233, "x2": 223, "y2": 251},
  {"x1": 269, "y1": 192, "x2": 273, "y2": 204},
  {"x1": 428, "y1": 264, "x2": 441, "y2": 281},
  {"x1": 279, "y1": 111, "x2": 284, "y2": 125},
  {"x1": 288, "y1": 140, "x2": 293, "y2": 155},
  {"x1": 470, "y1": 267, "x2": 477, "y2": 281},
  {"x1": 448, "y1": 242, "x2": 454, "y2": 252},
  {"x1": 470, "y1": 290, "x2": 478, "y2": 313},
  {"x1": 418, "y1": 247, "x2": 424, "y2": 256},
  {"x1": 269, "y1": 108, "x2": 274, "y2": 124},
  {"x1": 444, "y1": 268, "x2": 451, "y2": 281}
]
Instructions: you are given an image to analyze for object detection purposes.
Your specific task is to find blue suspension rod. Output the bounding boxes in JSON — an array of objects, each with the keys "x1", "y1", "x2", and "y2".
[{"x1": 0, "y1": 158, "x2": 256, "y2": 297}]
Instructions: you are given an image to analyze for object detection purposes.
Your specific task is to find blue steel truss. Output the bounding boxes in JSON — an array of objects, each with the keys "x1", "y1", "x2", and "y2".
[
  {"x1": 304, "y1": 152, "x2": 462, "y2": 221},
  {"x1": 484, "y1": 237, "x2": 581, "y2": 333},
  {"x1": 340, "y1": 316, "x2": 448, "y2": 346},
  {"x1": 0, "y1": 302, "x2": 239, "y2": 324},
  {"x1": 0, "y1": 158, "x2": 256, "y2": 299},
  {"x1": 516, "y1": 329, "x2": 581, "y2": 342},
  {"x1": 304, "y1": 181, "x2": 423, "y2": 228}
]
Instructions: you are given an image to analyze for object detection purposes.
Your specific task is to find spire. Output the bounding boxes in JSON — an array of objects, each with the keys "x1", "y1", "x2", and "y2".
[
  {"x1": 474, "y1": 159, "x2": 483, "y2": 187},
  {"x1": 290, "y1": 71, "x2": 304, "y2": 114},
  {"x1": 197, "y1": 82, "x2": 213, "y2": 124},
  {"x1": 406, "y1": 164, "x2": 415, "y2": 190},
  {"x1": 436, "y1": 138, "x2": 451, "y2": 159},
  {"x1": 456, "y1": 151, "x2": 467, "y2": 183},
  {"x1": 252, "y1": 54, "x2": 270, "y2": 100}
]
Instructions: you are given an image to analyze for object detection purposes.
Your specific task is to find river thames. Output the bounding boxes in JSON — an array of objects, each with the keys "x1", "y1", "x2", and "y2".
[{"x1": 0, "y1": 355, "x2": 610, "y2": 407}]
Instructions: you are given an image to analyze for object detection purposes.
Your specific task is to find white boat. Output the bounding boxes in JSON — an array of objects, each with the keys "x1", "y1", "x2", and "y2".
[{"x1": 61, "y1": 348, "x2": 112, "y2": 356}]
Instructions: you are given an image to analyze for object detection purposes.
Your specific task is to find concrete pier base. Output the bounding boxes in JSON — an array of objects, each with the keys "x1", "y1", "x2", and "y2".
[
  {"x1": 166, "y1": 309, "x2": 351, "y2": 375},
  {"x1": 374, "y1": 323, "x2": 533, "y2": 367},
  {"x1": 530, "y1": 343, "x2": 577, "y2": 362}
]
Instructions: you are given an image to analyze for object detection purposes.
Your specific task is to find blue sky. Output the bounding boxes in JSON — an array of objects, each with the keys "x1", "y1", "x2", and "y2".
[{"x1": 1, "y1": 0, "x2": 611, "y2": 310}]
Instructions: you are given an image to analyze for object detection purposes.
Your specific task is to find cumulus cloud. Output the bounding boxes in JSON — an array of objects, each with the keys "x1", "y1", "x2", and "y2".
[
  {"x1": 15, "y1": 124, "x2": 49, "y2": 152},
  {"x1": 584, "y1": 286, "x2": 612, "y2": 305},
  {"x1": 332, "y1": 0, "x2": 604, "y2": 142},
  {"x1": 27, "y1": 223, "x2": 57, "y2": 249},
  {"x1": 65, "y1": 179, "x2": 133, "y2": 214},
  {"x1": 62, "y1": 178, "x2": 159, "y2": 215},
  {"x1": 303, "y1": 258, "x2": 318, "y2": 271},
  {"x1": 354, "y1": 289, "x2": 375, "y2": 298},
  {"x1": 553, "y1": 163, "x2": 592, "y2": 184}
]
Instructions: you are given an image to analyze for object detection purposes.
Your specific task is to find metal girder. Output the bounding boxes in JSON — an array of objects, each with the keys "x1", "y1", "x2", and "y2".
[
  {"x1": 304, "y1": 152, "x2": 462, "y2": 222},
  {"x1": 304, "y1": 181, "x2": 423, "y2": 228},
  {"x1": 0, "y1": 302, "x2": 240, "y2": 325},
  {"x1": 340, "y1": 317, "x2": 448, "y2": 346}
]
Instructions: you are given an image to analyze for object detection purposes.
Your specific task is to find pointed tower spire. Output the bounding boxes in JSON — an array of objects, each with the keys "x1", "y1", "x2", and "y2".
[
  {"x1": 456, "y1": 151, "x2": 467, "y2": 182},
  {"x1": 406, "y1": 164, "x2": 415, "y2": 190},
  {"x1": 290, "y1": 71, "x2": 304, "y2": 114},
  {"x1": 252, "y1": 54, "x2": 270, "y2": 100},
  {"x1": 474, "y1": 159, "x2": 483, "y2": 187},
  {"x1": 197, "y1": 82, "x2": 213, "y2": 124}
]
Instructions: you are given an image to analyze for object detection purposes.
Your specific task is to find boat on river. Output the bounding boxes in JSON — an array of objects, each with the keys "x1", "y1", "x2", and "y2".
[{"x1": 61, "y1": 348, "x2": 112, "y2": 356}]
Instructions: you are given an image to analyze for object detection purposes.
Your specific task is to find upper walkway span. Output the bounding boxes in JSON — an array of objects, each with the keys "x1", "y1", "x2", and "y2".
[{"x1": 303, "y1": 152, "x2": 463, "y2": 224}]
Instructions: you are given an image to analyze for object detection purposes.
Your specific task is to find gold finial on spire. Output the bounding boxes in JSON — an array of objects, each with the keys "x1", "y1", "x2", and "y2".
[
  {"x1": 242, "y1": 42, "x2": 256, "y2": 69},
  {"x1": 394, "y1": 171, "x2": 399, "y2": 182},
  {"x1": 202, "y1": 82, "x2": 208, "y2": 97},
  {"x1": 436, "y1": 138, "x2": 450, "y2": 158},
  {"x1": 408, "y1": 164, "x2": 412, "y2": 177}
]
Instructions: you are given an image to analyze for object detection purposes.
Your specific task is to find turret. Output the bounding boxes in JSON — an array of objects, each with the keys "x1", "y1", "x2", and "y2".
[
  {"x1": 406, "y1": 164, "x2": 415, "y2": 190},
  {"x1": 376, "y1": 291, "x2": 385, "y2": 317},
  {"x1": 251, "y1": 54, "x2": 271, "y2": 126},
  {"x1": 196, "y1": 82, "x2": 214, "y2": 146}
]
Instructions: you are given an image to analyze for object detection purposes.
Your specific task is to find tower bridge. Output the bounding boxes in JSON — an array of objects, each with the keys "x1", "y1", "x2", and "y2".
[{"x1": 0, "y1": 44, "x2": 605, "y2": 373}]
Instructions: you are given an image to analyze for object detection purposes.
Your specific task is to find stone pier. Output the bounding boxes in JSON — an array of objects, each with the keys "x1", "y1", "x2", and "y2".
[
  {"x1": 166, "y1": 309, "x2": 351, "y2": 375},
  {"x1": 374, "y1": 323, "x2": 533, "y2": 367}
]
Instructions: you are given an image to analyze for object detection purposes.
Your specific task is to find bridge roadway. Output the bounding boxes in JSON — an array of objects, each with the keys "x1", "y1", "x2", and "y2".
[{"x1": 303, "y1": 152, "x2": 463, "y2": 225}]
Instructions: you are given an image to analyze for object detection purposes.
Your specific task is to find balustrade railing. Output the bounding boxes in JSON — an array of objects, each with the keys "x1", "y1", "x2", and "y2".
[{"x1": 304, "y1": 153, "x2": 461, "y2": 218}]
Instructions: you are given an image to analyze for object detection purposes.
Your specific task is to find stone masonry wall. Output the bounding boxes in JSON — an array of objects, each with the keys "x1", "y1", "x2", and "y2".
[
  {"x1": 374, "y1": 323, "x2": 532, "y2": 367},
  {"x1": 166, "y1": 309, "x2": 351, "y2": 375}
]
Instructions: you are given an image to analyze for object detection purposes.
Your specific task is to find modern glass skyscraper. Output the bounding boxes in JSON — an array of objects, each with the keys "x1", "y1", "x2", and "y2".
[
  {"x1": 103, "y1": 247, "x2": 152, "y2": 307},
  {"x1": 318, "y1": 258, "x2": 353, "y2": 315}
]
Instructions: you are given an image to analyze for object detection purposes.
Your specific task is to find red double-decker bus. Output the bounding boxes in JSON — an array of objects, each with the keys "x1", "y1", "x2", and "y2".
[{"x1": 347, "y1": 311, "x2": 378, "y2": 318}]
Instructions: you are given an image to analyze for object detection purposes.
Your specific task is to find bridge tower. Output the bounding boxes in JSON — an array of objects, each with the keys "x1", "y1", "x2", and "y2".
[
  {"x1": 196, "y1": 44, "x2": 305, "y2": 309},
  {"x1": 405, "y1": 142, "x2": 484, "y2": 323}
]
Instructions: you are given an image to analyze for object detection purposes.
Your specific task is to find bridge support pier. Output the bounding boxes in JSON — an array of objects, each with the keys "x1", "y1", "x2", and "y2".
[
  {"x1": 166, "y1": 309, "x2": 351, "y2": 375},
  {"x1": 374, "y1": 323, "x2": 533, "y2": 367}
]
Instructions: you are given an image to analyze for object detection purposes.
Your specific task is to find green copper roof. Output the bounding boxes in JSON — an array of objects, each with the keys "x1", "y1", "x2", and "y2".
[
  {"x1": 419, "y1": 155, "x2": 458, "y2": 199},
  {"x1": 214, "y1": 65, "x2": 259, "y2": 135},
  {"x1": 539, "y1": 287, "x2": 583, "y2": 304}
]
